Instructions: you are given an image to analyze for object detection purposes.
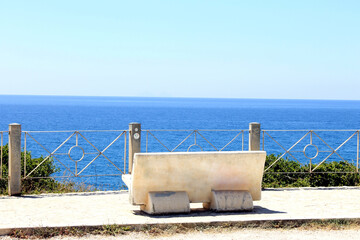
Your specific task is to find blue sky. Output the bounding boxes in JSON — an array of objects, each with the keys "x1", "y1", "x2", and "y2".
[{"x1": 1, "y1": 0, "x2": 359, "y2": 100}]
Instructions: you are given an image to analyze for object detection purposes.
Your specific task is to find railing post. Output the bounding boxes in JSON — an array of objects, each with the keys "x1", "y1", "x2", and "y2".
[
  {"x1": 128, "y1": 123, "x2": 141, "y2": 174},
  {"x1": 249, "y1": 122, "x2": 260, "y2": 151},
  {"x1": 8, "y1": 123, "x2": 22, "y2": 196}
]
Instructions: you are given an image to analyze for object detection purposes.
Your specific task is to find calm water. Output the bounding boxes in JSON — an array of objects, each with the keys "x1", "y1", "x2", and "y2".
[
  {"x1": 1, "y1": 95, "x2": 360, "y2": 131},
  {"x1": 1, "y1": 95, "x2": 360, "y2": 189}
]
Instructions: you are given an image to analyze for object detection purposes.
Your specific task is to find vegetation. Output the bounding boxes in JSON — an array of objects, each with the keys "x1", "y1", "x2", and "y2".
[
  {"x1": 0, "y1": 144, "x2": 88, "y2": 195},
  {"x1": 263, "y1": 154, "x2": 360, "y2": 188},
  {"x1": 8, "y1": 219, "x2": 360, "y2": 239}
]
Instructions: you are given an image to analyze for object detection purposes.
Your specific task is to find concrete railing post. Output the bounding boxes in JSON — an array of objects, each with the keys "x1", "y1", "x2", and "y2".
[
  {"x1": 128, "y1": 122, "x2": 141, "y2": 174},
  {"x1": 8, "y1": 123, "x2": 22, "y2": 196},
  {"x1": 249, "y1": 122, "x2": 260, "y2": 151}
]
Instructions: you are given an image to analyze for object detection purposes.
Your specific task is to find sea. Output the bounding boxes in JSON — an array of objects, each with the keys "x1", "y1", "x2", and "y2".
[{"x1": 1, "y1": 95, "x2": 360, "y2": 189}]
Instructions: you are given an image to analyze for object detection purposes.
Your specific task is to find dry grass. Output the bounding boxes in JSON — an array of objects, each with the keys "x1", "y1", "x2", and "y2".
[{"x1": 7, "y1": 219, "x2": 360, "y2": 239}]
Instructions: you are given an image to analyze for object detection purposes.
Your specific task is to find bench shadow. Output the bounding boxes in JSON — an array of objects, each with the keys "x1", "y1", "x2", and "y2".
[{"x1": 132, "y1": 206, "x2": 286, "y2": 218}]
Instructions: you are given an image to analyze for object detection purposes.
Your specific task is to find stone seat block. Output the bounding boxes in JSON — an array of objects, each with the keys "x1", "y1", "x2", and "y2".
[
  {"x1": 140, "y1": 191, "x2": 190, "y2": 214},
  {"x1": 209, "y1": 190, "x2": 253, "y2": 211}
]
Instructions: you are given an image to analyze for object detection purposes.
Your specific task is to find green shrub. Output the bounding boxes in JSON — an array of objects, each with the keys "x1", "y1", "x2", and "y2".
[
  {"x1": 263, "y1": 154, "x2": 360, "y2": 188},
  {"x1": 306, "y1": 161, "x2": 360, "y2": 187},
  {"x1": 0, "y1": 144, "x2": 62, "y2": 194}
]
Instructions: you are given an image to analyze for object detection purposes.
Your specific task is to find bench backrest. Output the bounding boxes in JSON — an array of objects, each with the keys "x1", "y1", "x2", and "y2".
[{"x1": 130, "y1": 151, "x2": 266, "y2": 205}]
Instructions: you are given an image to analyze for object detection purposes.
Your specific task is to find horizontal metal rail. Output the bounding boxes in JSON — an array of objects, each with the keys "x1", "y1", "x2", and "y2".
[
  {"x1": 263, "y1": 129, "x2": 360, "y2": 132},
  {"x1": 143, "y1": 129, "x2": 247, "y2": 132},
  {"x1": 25, "y1": 174, "x2": 123, "y2": 179},
  {"x1": 264, "y1": 171, "x2": 359, "y2": 174},
  {"x1": 24, "y1": 129, "x2": 127, "y2": 133}
]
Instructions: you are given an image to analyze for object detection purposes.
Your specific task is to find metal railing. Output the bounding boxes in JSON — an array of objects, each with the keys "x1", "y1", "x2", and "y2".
[
  {"x1": 23, "y1": 130, "x2": 128, "y2": 179},
  {"x1": 143, "y1": 129, "x2": 247, "y2": 152},
  {"x1": 0, "y1": 131, "x2": 8, "y2": 180},
  {"x1": 3, "y1": 122, "x2": 360, "y2": 195},
  {"x1": 262, "y1": 130, "x2": 360, "y2": 173}
]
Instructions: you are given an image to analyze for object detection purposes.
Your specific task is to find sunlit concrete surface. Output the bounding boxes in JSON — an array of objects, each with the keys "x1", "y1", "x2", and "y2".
[{"x1": 1, "y1": 187, "x2": 360, "y2": 233}]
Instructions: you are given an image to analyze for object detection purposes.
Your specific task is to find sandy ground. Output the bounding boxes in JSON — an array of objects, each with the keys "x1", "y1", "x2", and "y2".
[
  {"x1": 2, "y1": 188, "x2": 360, "y2": 230},
  {"x1": 2, "y1": 229, "x2": 360, "y2": 240},
  {"x1": 2, "y1": 188, "x2": 360, "y2": 239}
]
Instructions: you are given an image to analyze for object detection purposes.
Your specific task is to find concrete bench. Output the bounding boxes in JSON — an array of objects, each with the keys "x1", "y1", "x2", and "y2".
[{"x1": 122, "y1": 151, "x2": 266, "y2": 214}]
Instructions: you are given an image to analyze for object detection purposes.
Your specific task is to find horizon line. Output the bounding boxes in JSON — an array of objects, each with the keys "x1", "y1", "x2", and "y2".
[{"x1": 0, "y1": 93, "x2": 359, "y2": 102}]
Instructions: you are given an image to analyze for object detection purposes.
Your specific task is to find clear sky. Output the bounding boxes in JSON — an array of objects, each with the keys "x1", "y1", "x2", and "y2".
[{"x1": 1, "y1": 0, "x2": 359, "y2": 100}]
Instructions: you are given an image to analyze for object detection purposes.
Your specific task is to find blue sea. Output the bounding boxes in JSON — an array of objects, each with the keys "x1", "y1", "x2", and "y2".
[{"x1": 1, "y1": 95, "x2": 360, "y2": 189}]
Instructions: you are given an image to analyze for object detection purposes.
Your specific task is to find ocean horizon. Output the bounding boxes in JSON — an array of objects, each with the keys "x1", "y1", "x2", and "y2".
[{"x1": 1, "y1": 94, "x2": 360, "y2": 130}]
